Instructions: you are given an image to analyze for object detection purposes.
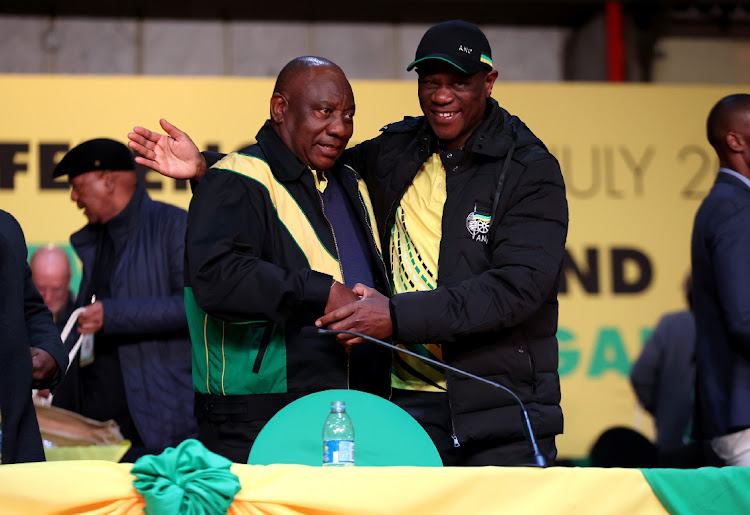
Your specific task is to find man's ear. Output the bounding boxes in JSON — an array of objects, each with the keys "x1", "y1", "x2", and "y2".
[
  {"x1": 484, "y1": 70, "x2": 499, "y2": 98},
  {"x1": 726, "y1": 132, "x2": 744, "y2": 153},
  {"x1": 270, "y1": 92, "x2": 287, "y2": 124},
  {"x1": 102, "y1": 171, "x2": 115, "y2": 192}
]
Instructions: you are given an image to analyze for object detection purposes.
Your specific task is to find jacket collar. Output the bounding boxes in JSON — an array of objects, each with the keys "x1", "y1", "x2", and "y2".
[
  {"x1": 72, "y1": 185, "x2": 148, "y2": 248},
  {"x1": 718, "y1": 167, "x2": 750, "y2": 192}
]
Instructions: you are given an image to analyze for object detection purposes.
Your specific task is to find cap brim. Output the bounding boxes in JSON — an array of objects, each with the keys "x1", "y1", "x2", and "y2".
[{"x1": 406, "y1": 55, "x2": 472, "y2": 74}]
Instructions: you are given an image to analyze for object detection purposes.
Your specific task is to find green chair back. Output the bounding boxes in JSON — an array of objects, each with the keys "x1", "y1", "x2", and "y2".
[{"x1": 248, "y1": 389, "x2": 442, "y2": 467}]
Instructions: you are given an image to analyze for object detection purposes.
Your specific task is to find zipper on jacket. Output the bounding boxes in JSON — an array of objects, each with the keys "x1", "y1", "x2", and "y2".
[
  {"x1": 314, "y1": 173, "x2": 350, "y2": 389},
  {"x1": 314, "y1": 172, "x2": 346, "y2": 284},
  {"x1": 488, "y1": 127, "x2": 517, "y2": 232}
]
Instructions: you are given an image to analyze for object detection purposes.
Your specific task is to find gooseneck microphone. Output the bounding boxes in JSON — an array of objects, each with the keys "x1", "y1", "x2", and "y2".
[{"x1": 301, "y1": 326, "x2": 547, "y2": 467}]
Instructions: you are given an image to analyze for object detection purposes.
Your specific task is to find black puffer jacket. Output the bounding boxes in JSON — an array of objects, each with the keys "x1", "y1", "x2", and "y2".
[{"x1": 344, "y1": 98, "x2": 568, "y2": 445}]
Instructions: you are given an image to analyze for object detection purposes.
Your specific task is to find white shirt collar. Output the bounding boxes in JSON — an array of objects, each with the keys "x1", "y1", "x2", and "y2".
[{"x1": 719, "y1": 167, "x2": 750, "y2": 191}]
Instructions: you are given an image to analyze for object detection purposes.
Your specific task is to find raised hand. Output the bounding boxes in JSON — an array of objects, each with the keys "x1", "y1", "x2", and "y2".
[{"x1": 127, "y1": 118, "x2": 206, "y2": 180}]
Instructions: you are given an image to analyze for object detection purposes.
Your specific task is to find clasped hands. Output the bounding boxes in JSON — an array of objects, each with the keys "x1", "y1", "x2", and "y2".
[{"x1": 318, "y1": 281, "x2": 392, "y2": 352}]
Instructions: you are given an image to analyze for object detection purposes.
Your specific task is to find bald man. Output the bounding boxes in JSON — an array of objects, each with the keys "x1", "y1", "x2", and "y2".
[
  {"x1": 30, "y1": 245, "x2": 75, "y2": 331},
  {"x1": 691, "y1": 93, "x2": 750, "y2": 466},
  {"x1": 29, "y1": 245, "x2": 76, "y2": 403},
  {"x1": 52, "y1": 138, "x2": 196, "y2": 460},
  {"x1": 133, "y1": 57, "x2": 390, "y2": 462}
]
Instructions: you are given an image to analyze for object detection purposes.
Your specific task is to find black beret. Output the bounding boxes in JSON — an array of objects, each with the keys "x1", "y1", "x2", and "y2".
[{"x1": 52, "y1": 138, "x2": 135, "y2": 179}]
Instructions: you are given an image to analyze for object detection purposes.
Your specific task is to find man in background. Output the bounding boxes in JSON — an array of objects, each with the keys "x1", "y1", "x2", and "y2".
[
  {"x1": 691, "y1": 93, "x2": 750, "y2": 466},
  {"x1": 30, "y1": 245, "x2": 76, "y2": 333},
  {"x1": 29, "y1": 245, "x2": 76, "y2": 403},
  {"x1": 630, "y1": 273, "x2": 696, "y2": 465},
  {"x1": 53, "y1": 138, "x2": 196, "y2": 460}
]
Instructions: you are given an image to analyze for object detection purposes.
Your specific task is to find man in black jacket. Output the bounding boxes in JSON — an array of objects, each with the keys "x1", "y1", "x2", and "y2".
[
  {"x1": 128, "y1": 22, "x2": 568, "y2": 466},
  {"x1": 319, "y1": 20, "x2": 568, "y2": 466},
  {"x1": 0, "y1": 210, "x2": 68, "y2": 464}
]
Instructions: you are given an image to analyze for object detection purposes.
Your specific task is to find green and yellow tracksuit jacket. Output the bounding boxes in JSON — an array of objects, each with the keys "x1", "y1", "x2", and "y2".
[{"x1": 185, "y1": 122, "x2": 390, "y2": 415}]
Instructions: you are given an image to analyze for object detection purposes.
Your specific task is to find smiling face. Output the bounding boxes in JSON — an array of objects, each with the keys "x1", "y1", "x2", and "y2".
[
  {"x1": 417, "y1": 61, "x2": 498, "y2": 149},
  {"x1": 272, "y1": 65, "x2": 355, "y2": 170},
  {"x1": 70, "y1": 170, "x2": 113, "y2": 225}
]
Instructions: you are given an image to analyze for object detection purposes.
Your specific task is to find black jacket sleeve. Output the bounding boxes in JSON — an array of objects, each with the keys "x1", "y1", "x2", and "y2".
[
  {"x1": 391, "y1": 153, "x2": 568, "y2": 344},
  {"x1": 186, "y1": 168, "x2": 331, "y2": 323}
]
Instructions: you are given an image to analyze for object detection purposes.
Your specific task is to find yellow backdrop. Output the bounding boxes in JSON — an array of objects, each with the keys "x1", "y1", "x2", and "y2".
[{"x1": 0, "y1": 75, "x2": 743, "y2": 458}]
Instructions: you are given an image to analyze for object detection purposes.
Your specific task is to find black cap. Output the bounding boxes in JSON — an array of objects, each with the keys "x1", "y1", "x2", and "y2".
[
  {"x1": 52, "y1": 138, "x2": 135, "y2": 179},
  {"x1": 407, "y1": 20, "x2": 493, "y2": 75}
]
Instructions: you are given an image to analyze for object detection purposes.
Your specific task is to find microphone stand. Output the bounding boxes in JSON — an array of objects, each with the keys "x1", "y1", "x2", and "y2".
[{"x1": 309, "y1": 326, "x2": 548, "y2": 467}]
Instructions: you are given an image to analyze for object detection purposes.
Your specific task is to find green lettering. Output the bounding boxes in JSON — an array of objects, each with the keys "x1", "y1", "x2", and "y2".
[
  {"x1": 556, "y1": 327, "x2": 579, "y2": 377},
  {"x1": 588, "y1": 327, "x2": 630, "y2": 377}
]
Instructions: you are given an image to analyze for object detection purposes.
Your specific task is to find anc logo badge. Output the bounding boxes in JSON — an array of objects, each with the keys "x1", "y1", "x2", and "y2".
[{"x1": 466, "y1": 206, "x2": 491, "y2": 244}]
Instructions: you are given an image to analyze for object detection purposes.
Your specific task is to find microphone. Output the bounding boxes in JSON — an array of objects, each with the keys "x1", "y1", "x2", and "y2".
[{"x1": 303, "y1": 326, "x2": 547, "y2": 467}]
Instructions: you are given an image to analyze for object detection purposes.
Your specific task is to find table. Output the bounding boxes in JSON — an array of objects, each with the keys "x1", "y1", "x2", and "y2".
[{"x1": 1, "y1": 461, "x2": 748, "y2": 514}]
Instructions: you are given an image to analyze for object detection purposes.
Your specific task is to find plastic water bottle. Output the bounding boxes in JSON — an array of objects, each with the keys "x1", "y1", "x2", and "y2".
[{"x1": 322, "y1": 400, "x2": 354, "y2": 466}]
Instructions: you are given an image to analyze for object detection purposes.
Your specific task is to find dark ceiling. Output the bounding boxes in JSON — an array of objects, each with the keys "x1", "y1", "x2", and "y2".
[
  {"x1": 0, "y1": 0, "x2": 604, "y2": 26},
  {"x1": 1, "y1": 1, "x2": 748, "y2": 35}
]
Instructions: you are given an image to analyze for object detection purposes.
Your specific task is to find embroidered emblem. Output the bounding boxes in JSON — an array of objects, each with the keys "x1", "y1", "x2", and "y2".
[
  {"x1": 458, "y1": 45, "x2": 473, "y2": 54},
  {"x1": 466, "y1": 206, "x2": 491, "y2": 244}
]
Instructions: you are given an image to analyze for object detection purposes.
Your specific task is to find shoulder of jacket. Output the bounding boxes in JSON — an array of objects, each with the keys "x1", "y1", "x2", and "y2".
[
  {"x1": 338, "y1": 161, "x2": 362, "y2": 179},
  {"x1": 516, "y1": 144, "x2": 558, "y2": 166},
  {"x1": 210, "y1": 148, "x2": 271, "y2": 180},
  {"x1": 149, "y1": 197, "x2": 188, "y2": 218},
  {"x1": 0, "y1": 209, "x2": 21, "y2": 232},
  {"x1": 379, "y1": 116, "x2": 424, "y2": 134},
  {"x1": 702, "y1": 185, "x2": 750, "y2": 221},
  {"x1": 660, "y1": 310, "x2": 694, "y2": 324}
]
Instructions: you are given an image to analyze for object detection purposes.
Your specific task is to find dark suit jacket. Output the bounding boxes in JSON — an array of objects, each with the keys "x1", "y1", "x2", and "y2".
[
  {"x1": 691, "y1": 171, "x2": 750, "y2": 439},
  {"x1": 0, "y1": 210, "x2": 68, "y2": 463},
  {"x1": 630, "y1": 310, "x2": 696, "y2": 450}
]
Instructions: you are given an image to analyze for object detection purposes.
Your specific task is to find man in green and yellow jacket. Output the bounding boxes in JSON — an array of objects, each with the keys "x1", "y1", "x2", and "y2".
[{"x1": 131, "y1": 57, "x2": 390, "y2": 463}]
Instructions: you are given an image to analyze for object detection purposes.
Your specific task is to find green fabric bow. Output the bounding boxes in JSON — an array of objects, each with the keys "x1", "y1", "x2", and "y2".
[{"x1": 132, "y1": 439, "x2": 241, "y2": 515}]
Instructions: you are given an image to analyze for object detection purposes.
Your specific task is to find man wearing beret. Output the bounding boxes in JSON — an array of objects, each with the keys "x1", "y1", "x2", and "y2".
[
  {"x1": 129, "y1": 20, "x2": 567, "y2": 466},
  {"x1": 53, "y1": 138, "x2": 197, "y2": 459}
]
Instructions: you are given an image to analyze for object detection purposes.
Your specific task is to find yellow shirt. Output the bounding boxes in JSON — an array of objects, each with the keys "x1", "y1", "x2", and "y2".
[{"x1": 390, "y1": 153, "x2": 447, "y2": 391}]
